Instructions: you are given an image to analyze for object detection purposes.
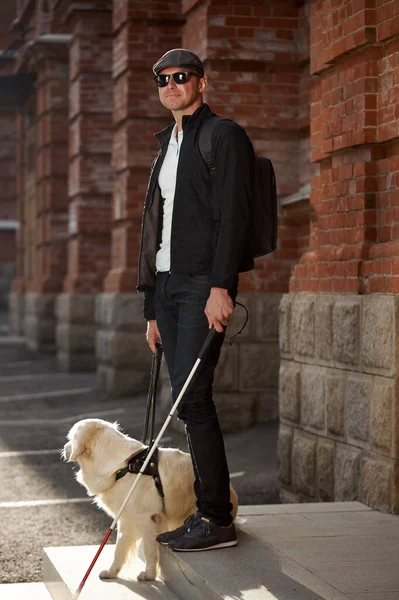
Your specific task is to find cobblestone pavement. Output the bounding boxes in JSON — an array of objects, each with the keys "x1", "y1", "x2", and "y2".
[{"x1": 0, "y1": 311, "x2": 278, "y2": 583}]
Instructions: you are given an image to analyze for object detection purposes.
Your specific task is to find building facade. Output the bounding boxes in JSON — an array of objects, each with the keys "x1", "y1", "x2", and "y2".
[
  {"x1": 0, "y1": 2, "x2": 18, "y2": 309},
  {"x1": 2, "y1": 0, "x2": 398, "y2": 512},
  {"x1": 279, "y1": 0, "x2": 399, "y2": 513}
]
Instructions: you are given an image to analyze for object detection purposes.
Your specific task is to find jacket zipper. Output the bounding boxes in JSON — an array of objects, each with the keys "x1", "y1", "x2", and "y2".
[{"x1": 137, "y1": 152, "x2": 163, "y2": 291}]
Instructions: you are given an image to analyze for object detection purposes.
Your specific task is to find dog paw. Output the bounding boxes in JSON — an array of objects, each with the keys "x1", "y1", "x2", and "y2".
[
  {"x1": 99, "y1": 569, "x2": 118, "y2": 580},
  {"x1": 137, "y1": 570, "x2": 155, "y2": 581}
]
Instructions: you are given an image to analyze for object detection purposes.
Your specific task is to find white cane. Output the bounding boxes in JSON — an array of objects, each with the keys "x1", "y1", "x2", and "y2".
[{"x1": 72, "y1": 327, "x2": 220, "y2": 599}]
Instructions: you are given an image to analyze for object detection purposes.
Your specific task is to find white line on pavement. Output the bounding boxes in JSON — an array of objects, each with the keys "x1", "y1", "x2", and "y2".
[
  {"x1": 230, "y1": 471, "x2": 245, "y2": 479},
  {"x1": 0, "y1": 361, "x2": 49, "y2": 369},
  {"x1": 0, "y1": 449, "x2": 61, "y2": 458},
  {"x1": 0, "y1": 388, "x2": 94, "y2": 403},
  {"x1": 0, "y1": 498, "x2": 92, "y2": 508},
  {"x1": 0, "y1": 407, "x2": 126, "y2": 425},
  {"x1": 0, "y1": 337, "x2": 25, "y2": 344},
  {"x1": 0, "y1": 373, "x2": 70, "y2": 382}
]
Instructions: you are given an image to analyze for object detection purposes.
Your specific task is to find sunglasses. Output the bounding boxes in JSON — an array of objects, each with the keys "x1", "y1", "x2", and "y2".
[{"x1": 154, "y1": 71, "x2": 198, "y2": 88}]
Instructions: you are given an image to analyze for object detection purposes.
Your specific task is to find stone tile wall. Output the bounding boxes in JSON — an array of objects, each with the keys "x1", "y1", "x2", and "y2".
[
  {"x1": 279, "y1": 291, "x2": 399, "y2": 512},
  {"x1": 95, "y1": 293, "x2": 151, "y2": 396}
]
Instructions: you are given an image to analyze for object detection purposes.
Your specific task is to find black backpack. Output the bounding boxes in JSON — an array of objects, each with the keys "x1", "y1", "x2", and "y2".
[{"x1": 199, "y1": 116, "x2": 278, "y2": 271}]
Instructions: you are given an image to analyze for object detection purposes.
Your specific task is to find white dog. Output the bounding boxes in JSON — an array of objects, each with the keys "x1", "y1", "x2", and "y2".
[{"x1": 63, "y1": 418, "x2": 238, "y2": 581}]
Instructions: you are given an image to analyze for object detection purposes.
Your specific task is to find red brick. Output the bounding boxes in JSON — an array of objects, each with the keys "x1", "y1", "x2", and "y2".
[
  {"x1": 369, "y1": 276, "x2": 388, "y2": 292},
  {"x1": 387, "y1": 277, "x2": 399, "y2": 292}
]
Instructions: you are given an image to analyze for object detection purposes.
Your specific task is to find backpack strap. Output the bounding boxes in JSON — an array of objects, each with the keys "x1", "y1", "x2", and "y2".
[
  {"x1": 199, "y1": 115, "x2": 221, "y2": 173},
  {"x1": 199, "y1": 115, "x2": 224, "y2": 221}
]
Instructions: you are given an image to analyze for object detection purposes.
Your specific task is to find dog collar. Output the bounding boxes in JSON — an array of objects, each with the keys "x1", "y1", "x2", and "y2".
[{"x1": 115, "y1": 447, "x2": 165, "y2": 504}]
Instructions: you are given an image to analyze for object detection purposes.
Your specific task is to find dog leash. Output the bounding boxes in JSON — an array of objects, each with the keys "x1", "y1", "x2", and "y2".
[
  {"x1": 115, "y1": 341, "x2": 165, "y2": 503},
  {"x1": 142, "y1": 342, "x2": 163, "y2": 446}
]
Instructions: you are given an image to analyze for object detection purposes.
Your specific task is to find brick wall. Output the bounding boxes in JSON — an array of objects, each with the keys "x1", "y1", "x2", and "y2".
[
  {"x1": 183, "y1": 0, "x2": 312, "y2": 296},
  {"x1": 12, "y1": 112, "x2": 25, "y2": 294},
  {"x1": 13, "y1": 0, "x2": 49, "y2": 40},
  {"x1": 291, "y1": 0, "x2": 399, "y2": 295},
  {"x1": 28, "y1": 45, "x2": 69, "y2": 294},
  {"x1": 278, "y1": 0, "x2": 399, "y2": 513},
  {"x1": 0, "y1": 1, "x2": 17, "y2": 51},
  {"x1": 0, "y1": 1, "x2": 18, "y2": 305},
  {"x1": 103, "y1": 0, "x2": 312, "y2": 297},
  {"x1": 0, "y1": 114, "x2": 17, "y2": 225},
  {"x1": 63, "y1": 4, "x2": 113, "y2": 294},
  {"x1": 103, "y1": 0, "x2": 183, "y2": 293},
  {"x1": 0, "y1": 232, "x2": 16, "y2": 262},
  {"x1": 21, "y1": 96, "x2": 37, "y2": 286}
]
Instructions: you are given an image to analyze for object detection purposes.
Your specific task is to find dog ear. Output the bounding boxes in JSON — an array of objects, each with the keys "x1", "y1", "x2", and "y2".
[{"x1": 69, "y1": 435, "x2": 90, "y2": 461}]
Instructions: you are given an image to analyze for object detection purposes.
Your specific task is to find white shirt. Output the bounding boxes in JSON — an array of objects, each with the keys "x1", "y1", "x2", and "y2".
[{"x1": 156, "y1": 125, "x2": 183, "y2": 272}]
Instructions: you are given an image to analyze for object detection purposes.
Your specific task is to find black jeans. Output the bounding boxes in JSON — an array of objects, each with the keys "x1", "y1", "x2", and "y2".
[{"x1": 154, "y1": 271, "x2": 237, "y2": 527}]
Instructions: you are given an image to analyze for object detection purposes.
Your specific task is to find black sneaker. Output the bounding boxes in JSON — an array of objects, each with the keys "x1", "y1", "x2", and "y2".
[
  {"x1": 156, "y1": 513, "x2": 200, "y2": 545},
  {"x1": 168, "y1": 517, "x2": 237, "y2": 552}
]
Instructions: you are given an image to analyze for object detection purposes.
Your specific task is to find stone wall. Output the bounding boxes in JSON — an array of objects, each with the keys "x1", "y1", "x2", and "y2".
[
  {"x1": 25, "y1": 292, "x2": 57, "y2": 352},
  {"x1": 279, "y1": 292, "x2": 399, "y2": 512},
  {"x1": 0, "y1": 262, "x2": 15, "y2": 310},
  {"x1": 95, "y1": 293, "x2": 152, "y2": 396},
  {"x1": 56, "y1": 294, "x2": 97, "y2": 371},
  {"x1": 8, "y1": 291, "x2": 24, "y2": 335}
]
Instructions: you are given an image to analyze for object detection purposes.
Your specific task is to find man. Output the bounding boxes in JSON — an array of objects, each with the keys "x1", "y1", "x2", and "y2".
[{"x1": 137, "y1": 48, "x2": 254, "y2": 551}]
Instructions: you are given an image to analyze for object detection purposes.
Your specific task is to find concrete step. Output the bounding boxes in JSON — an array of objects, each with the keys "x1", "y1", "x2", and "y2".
[
  {"x1": 43, "y1": 544, "x2": 179, "y2": 600},
  {"x1": 42, "y1": 514, "x2": 346, "y2": 600},
  {"x1": 160, "y1": 526, "x2": 332, "y2": 600},
  {"x1": 0, "y1": 582, "x2": 53, "y2": 599}
]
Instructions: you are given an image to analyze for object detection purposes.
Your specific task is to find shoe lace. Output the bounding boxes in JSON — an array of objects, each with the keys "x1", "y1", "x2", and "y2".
[
  {"x1": 192, "y1": 517, "x2": 212, "y2": 537},
  {"x1": 185, "y1": 513, "x2": 201, "y2": 531}
]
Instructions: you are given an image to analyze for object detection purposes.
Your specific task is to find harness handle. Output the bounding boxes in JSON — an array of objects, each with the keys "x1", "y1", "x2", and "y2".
[{"x1": 142, "y1": 342, "x2": 163, "y2": 446}]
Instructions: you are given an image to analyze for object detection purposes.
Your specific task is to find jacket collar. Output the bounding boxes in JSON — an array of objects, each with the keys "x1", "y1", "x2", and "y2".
[{"x1": 155, "y1": 103, "x2": 213, "y2": 149}]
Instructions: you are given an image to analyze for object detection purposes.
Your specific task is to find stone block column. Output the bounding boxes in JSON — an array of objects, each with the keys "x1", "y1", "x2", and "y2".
[
  {"x1": 56, "y1": 1, "x2": 113, "y2": 371},
  {"x1": 96, "y1": 0, "x2": 183, "y2": 394},
  {"x1": 279, "y1": 0, "x2": 399, "y2": 512}
]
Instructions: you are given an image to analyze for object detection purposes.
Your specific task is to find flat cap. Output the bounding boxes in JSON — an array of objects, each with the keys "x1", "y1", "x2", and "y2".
[{"x1": 153, "y1": 48, "x2": 204, "y2": 76}]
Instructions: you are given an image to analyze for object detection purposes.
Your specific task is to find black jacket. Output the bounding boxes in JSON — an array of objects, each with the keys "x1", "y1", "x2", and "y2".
[{"x1": 137, "y1": 103, "x2": 254, "y2": 320}]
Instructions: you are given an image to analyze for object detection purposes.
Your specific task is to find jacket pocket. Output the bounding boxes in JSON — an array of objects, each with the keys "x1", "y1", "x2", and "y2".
[{"x1": 187, "y1": 273, "x2": 212, "y2": 285}]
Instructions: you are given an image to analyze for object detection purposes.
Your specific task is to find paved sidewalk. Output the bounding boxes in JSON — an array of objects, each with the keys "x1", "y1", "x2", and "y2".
[
  {"x1": 0, "y1": 310, "x2": 279, "y2": 584},
  {"x1": 238, "y1": 502, "x2": 399, "y2": 599},
  {"x1": 39, "y1": 502, "x2": 399, "y2": 600},
  {"x1": 1, "y1": 307, "x2": 398, "y2": 599}
]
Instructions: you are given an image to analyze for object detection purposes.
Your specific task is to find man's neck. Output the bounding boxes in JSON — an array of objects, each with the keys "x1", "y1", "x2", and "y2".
[{"x1": 172, "y1": 100, "x2": 203, "y2": 132}]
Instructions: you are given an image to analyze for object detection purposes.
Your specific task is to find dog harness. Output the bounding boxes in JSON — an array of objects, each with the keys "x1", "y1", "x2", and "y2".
[{"x1": 115, "y1": 446, "x2": 165, "y2": 506}]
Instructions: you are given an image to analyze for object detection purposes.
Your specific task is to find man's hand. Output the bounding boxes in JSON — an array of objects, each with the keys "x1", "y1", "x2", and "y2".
[
  {"x1": 205, "y1": 287, "x2": 234, "y2": 333},
  {"x1": 146, "y1": 319, "x2": 161, "y2": 352}
]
